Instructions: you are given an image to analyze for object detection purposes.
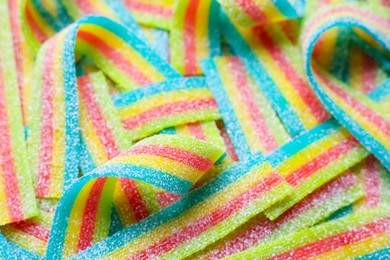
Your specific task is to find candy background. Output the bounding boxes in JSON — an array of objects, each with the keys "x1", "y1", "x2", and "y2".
[{"x1": 0, "y1": 0, "x2": 389, "y2": 259}]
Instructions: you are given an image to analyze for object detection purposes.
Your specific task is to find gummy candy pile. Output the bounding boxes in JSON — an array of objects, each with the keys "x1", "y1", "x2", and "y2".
[{"x1": 0, "y1": 0, "x2": 389, "y2": 259}]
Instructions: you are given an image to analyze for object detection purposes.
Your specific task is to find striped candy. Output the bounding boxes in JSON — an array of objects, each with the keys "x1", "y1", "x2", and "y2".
[
  {"x1": 113, "y1": 77, "x2": 222, "y2": 141},
  {"x1": 202, "y1": 56, "x2": 290, "y2": 161},
  {"x1": 170, "y1": 0, "x2": 221, "y2": 75},
  {"x1": 28, "y1": 16, "x2": 179, "y2": 198},
  {"x1": 230, "y1": 206, "x2": 390, "y2": 259},
  {"x1": 302, "y1": 3, "x2": 390, "y2": 170},
  {"x1": 220, "y1": 13, "x2": 330, "y2": 136},
  {"x1": 0, "y1": 0, "x2": 38, "y2": 225},
  {"x1": 46, "y1": 134, "x2": 225, "y2": 259},
  {"x1": 216, "y1": 0, "x2": 305, "y2": 27},
  {"x1": 194, "y1": 171, "x2": 364, "y2": 259}
]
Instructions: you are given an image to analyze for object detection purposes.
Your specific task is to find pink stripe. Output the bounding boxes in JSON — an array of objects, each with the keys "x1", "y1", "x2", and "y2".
[
  {"x1": 74, "y1": 0, "x2": 97, "y2": 14},
  {"x1": 0, "y1": 59, "x2": 24, "y2": 222},
  {"x1": 78, "y1": 76, "x2": 120, "y2": 159},
  {"x1": 156, "y1": 191, "x2": 181, "y2": 208},
  {"x1": 361, "y1": 52, "x2": 377, "y2": 94},
  {"x1": 126, "y1": 144, "x2": 214, "y2": 172},
  {"x1": 228, "y1": 57, "x2": 279, "y2": 153},
  {"x1": 36, "y1": 41, "x2": 56, "y2": 198},
  {"x1": 10, "y1": 220, "x2": 50, "y2": 241},
  {"x1": 77, "y1": 31, "x2": 153, "y2": 86},
  {"x1": 187, "y1": 122, "x2": 207, "y2": 141},
  {"x1": 234, "y1": 0, "x2": 268, "y2": 24},
  {"x1": 119, "y1": 178, "x2": 149, "y2": 222},
  {"x1": 254, "y1": 27, "x2": 329, "y2": 124},
  {"x1": 216, "y1": 121, "x2": 239, "y2": 162},
  {"x1": 362, "y1": 156, "x2": 381, "y2": 208},
  {"x1": 314, "y1": 66, "x2": 390, "y2": 137},
  {"x1": 124, "y1": 1, "x2": 173, "y2": 18}
]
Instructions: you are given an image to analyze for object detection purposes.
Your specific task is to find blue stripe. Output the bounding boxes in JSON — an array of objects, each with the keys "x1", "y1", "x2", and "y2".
[
  {"x1": 330, "y1": 27, "x2": 351, "y2": 83},
  {"x1": 108, "y1": 204, "x2": 124, "y2": 236},
  {"x1": 6, "y1": 240, "x2": 42, "y2": 260},
  {"x1": 63, "y1": 27, "x2": 81, "y2": 190},
  {"x1": 220, "y1": 12, "x2": 306, "y2": 136},
  {"x1": 267, "y1": 118, "x2": 341, "y2": 166},
  {"x1": 369, "y1": 78, "x2": 390, "y2": 102},
  {"x1": 207, "y1": 0, "x2": 222, "y2": 57},
  {"x1": 78, "y1": 16, "x2": 181, "y2": 80},
  {"x1": 355, "y1": 247, "x2": 390, "y2": 259},
  {"x1": 159, "y1": 126, "x2": 177, "y2": 135},
  {"x1": 201, "y1": 59, "x2": 254, "y2": 161},
  {"x1": 32, "y1": 0, "x2": 67, "y2": 31},
  {"x1": 112, "y1": 77, "x2": 207, "y2": 107},
  {"x1": 78, "y1": 135, "x2": 97, "y2": 175},
  {"x1": 273, "y1": 0, "x2": 304, "y2": 18}
]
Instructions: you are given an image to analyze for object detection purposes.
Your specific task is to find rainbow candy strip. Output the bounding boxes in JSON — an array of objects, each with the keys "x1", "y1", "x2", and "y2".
[
  {"x1": 53, "y1": 155, "x2": 290, "y2": 259},
  {"x1": 220, "y1": 13, "x2": 330, "y2": 136},
  {"x1": 28, "y1": 16, "x2": 179, "y2": 198},
  {"x1": 202, "y1": 56, "x2": 290, "y2": 161},
  {"x1": 264, "y1": 119, "x2": 369, "y2": 219},
  {"x1": 216, "y1": 0, "x2": 305, "y2": 27},
  {"x1": 113, "y1": 77, "x2": 222, "y2": 141},
  {"x1": 78, "y1": 72, "x2": 132, "y2": 173},
  {"x1": 170, "y1": 0, "x2": 221, "y2": 75},
  {"x1": 0, "y1": 0, "x2": 38, "y2": 225},
  {"x1": 122, "y1": 0, "x2": 175, "y2": 30},
  {"x1": 230, "y1": 206, "x2": 390, "y2": 259},
  {"x1": 194, "y1": 171, "x2": 364, "y2": 259},
  {"x1": 0, "y1": 210, "x2": 52, "y2": 257},
  {"x1": 46, "y1": 134, "x2": 225, "y2": 259},
  {"x1": 302, "y1": 3, "x2": 390, "y2": 170}
]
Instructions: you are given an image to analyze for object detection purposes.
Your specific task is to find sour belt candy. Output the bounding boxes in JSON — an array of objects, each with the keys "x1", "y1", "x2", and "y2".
[{"x1": 0, "y1": 0, "x2": 389, "y2": 259}]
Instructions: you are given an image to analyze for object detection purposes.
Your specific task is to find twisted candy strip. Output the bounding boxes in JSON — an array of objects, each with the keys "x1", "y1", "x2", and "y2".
[
  {"x1": 302, "y1": 2, "x2": 390, "y2": 170},
  {"x1": 27, "y1": 15, "x2": 179, "y2": 198}
]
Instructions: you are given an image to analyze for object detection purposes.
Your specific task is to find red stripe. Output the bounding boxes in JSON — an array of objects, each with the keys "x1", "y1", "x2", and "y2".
[
  {"x1": 187, "y1": 122, "x2": 207, "y2": 141},
  {"x1": 0, "y1": 60, "x2": 24, "y2": 222},
  {"x1": 25, "y1": 5, "x2": 47, "y2": 43},
  {"x1": 362, "y1": 156, "x2": 381, "y2": 208},
  {"x1": 234, "y1": 0, "x2": 268, "y2": 24},
  {"x1": 124, "y1": 1, "x2": 173, "y2": 18},
  {"x1": 122, "y1": 98, "x2": 217, "y2": 131},
  {"x1": 183, "y1": 0, "x2": 200, "y2": 75},
  {"x1": 126, "y1": 144, "x2": 214, "y2": 172},
  {"x1": 382, "y1": 0, "x2": 390, "y2": 7},
  {"x1": 207, "y1": 172, "x2": 356, "y2": 259},
  {"x1": 78, "y1": 76, "x2": 120, "y2": 159},
  {"x1": 314, "y1": 66, "x2": 390, "y2": 136},
  {"x1": 228, "y1": 57, "x2": 279, "y2": 153},
  {"x1": 78, "y1": 178, "x2": 107, "y2": 252},
  {"x1": 10, "y1": 220, "x2": 50, "y2": 242},
  {"x1": 268, "y1": 217, "x2": 390, "y2": 260},
  {"x1": 119, "y1": 178, "x2": 149, "y2": 222},
  {"x1": 254, "y1": 27, "x2": 329, "y2": 124},
  {"x1": 8, "y1": 0, "x2": 25, "y2": 124},
  {"x1": 77, "y1": 30, "x2": 153, "y2": 86},
  {"x1": 156, "y1": 191, "x2": 181, "y2": 208},
  {"x1": 278, "y1": 171, "x2": 356, "y2": 225},
  {"x1": 36, "y1": 41, "x2": 56, "y2": 198},
  {"x1": 74, "y1": 0, "x2": 97, "y2": 14},
  {"x1": 130, "y1": 172, "x2": 284, "y2": 259},
  {"x1": 285, "y1": 136, "x2": 360, "y2": 186},
  {"x1": 216, "y1": 121, "x2": 239, "y2": 162},
  {"x1": 361, "y1": 52, "x2": 377, "y2": 94}
]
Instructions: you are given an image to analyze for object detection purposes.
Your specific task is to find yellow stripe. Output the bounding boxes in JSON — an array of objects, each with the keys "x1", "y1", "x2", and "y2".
[
  {"x1": 194, "y1": 0, "x2": 211, "y2": 74},
  {"x1": 49, "y1": 34, "x2": 67, "y2": 198},
  {"x1": 113, "y1": 182, "x2": 137, "y2": 227},
  {"x1": 63, "y1": 180, "x2": 95, "y2": 258},
  {"x1": 0, "y1": 168, "x2": 10, "y2": 224},
  {"x1": 104, "y1": 164, "x2": 274, "y2": 257},
  {"x1": 118, "y1": 88, "x2": 213, "y2": 118}
]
